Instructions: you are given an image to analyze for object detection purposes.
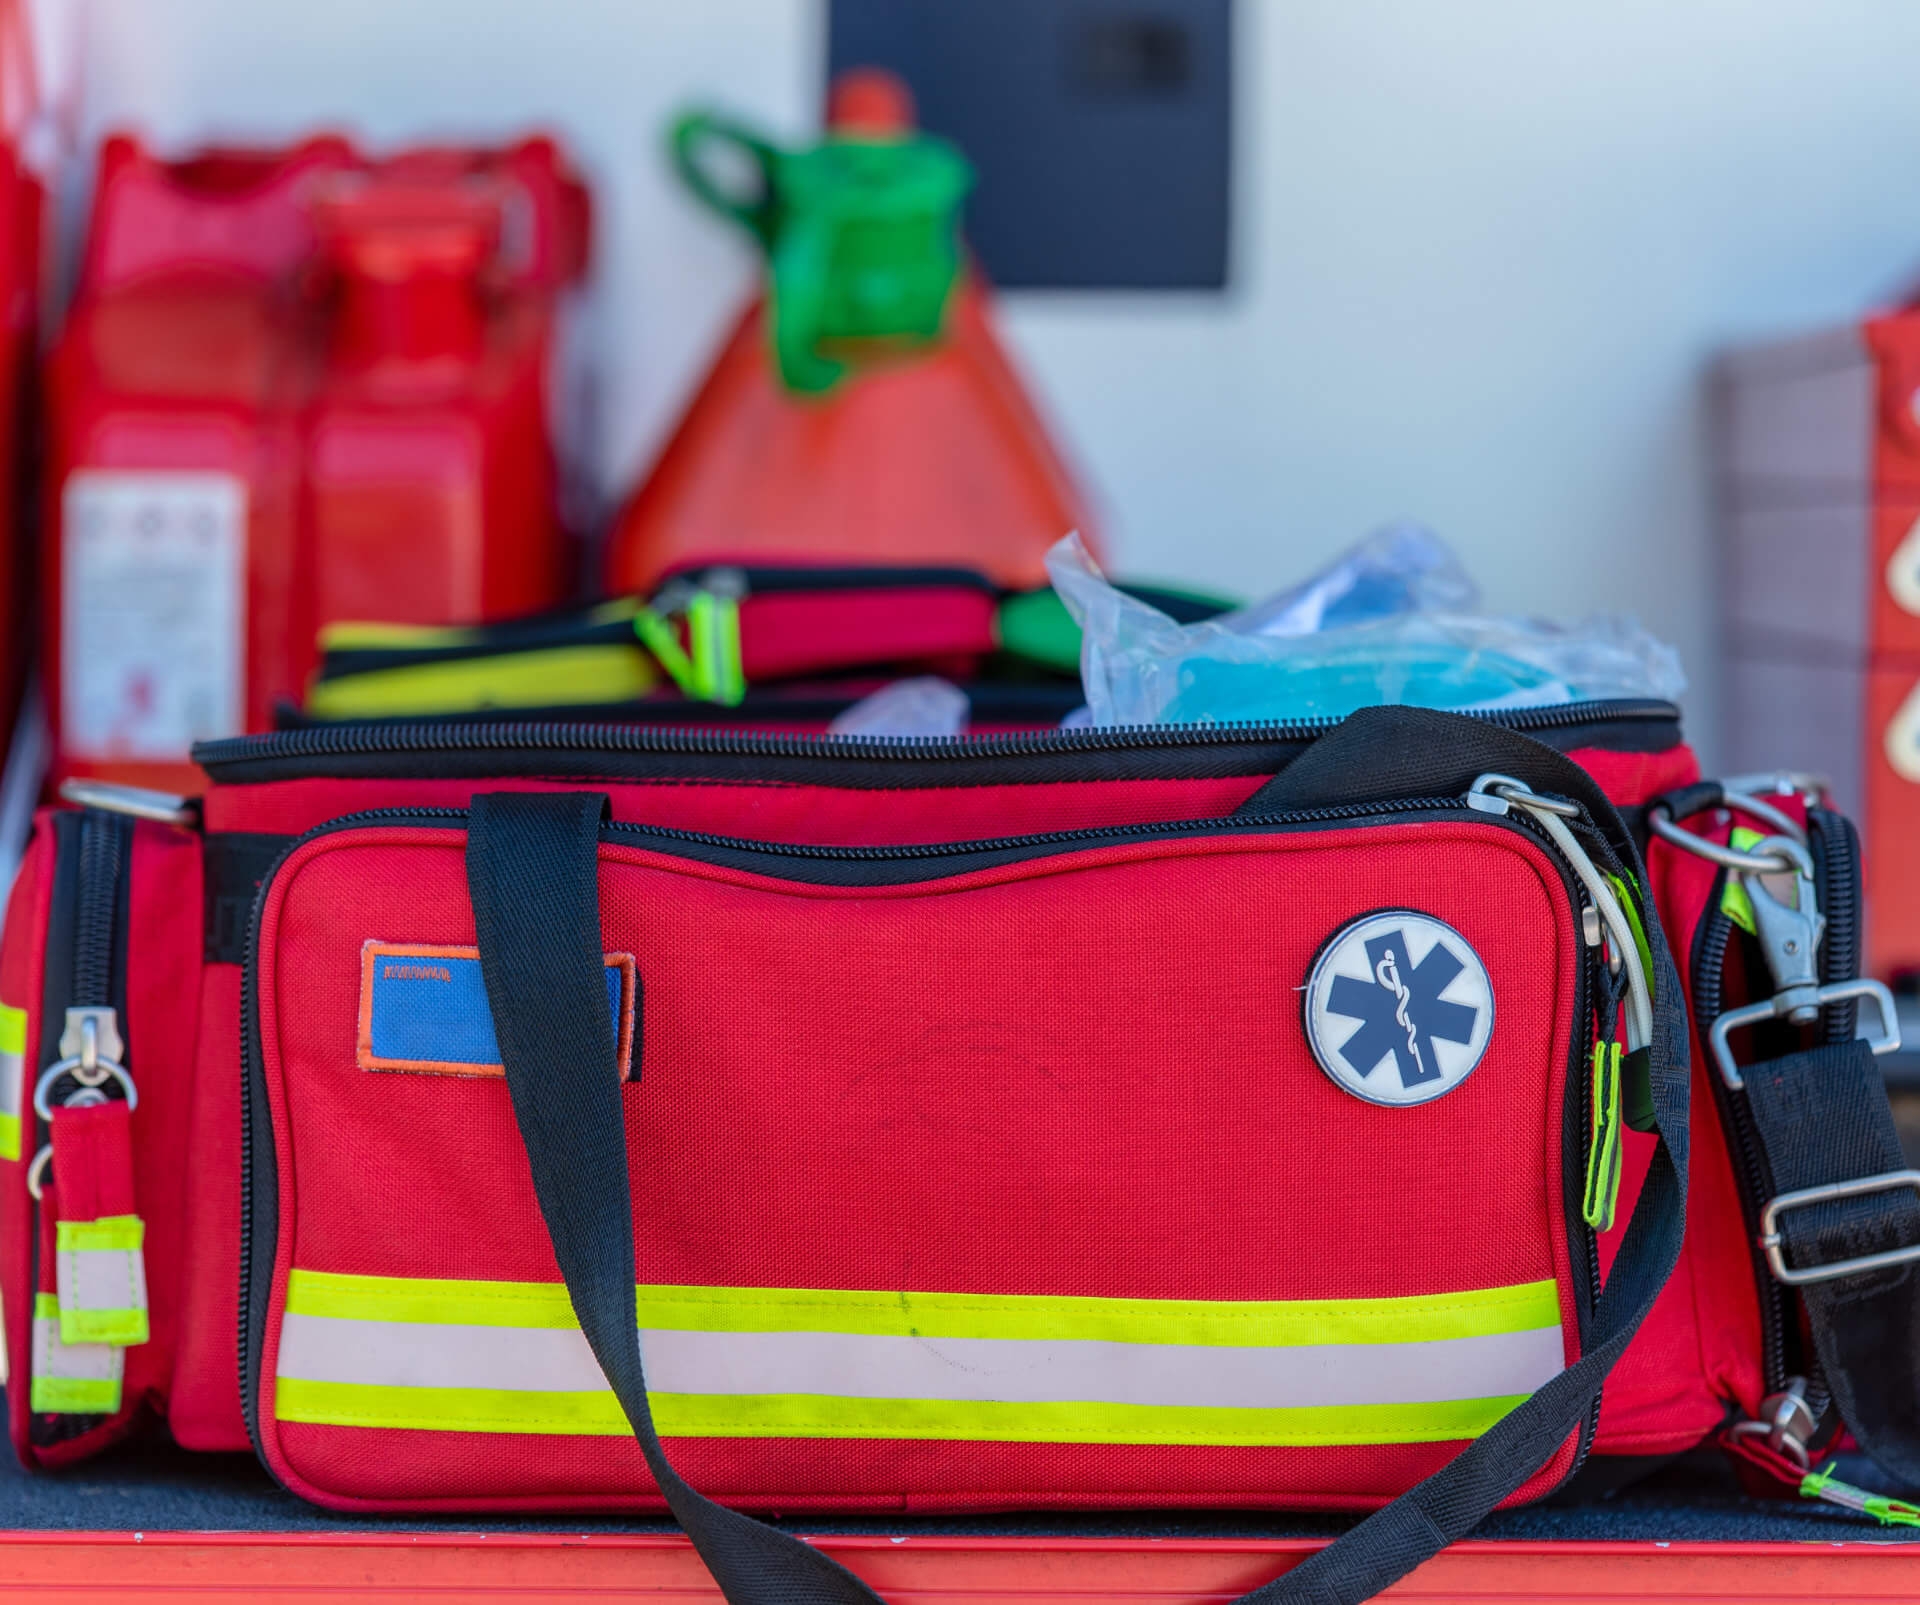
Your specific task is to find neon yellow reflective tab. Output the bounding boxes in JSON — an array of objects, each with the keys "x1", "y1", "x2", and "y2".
[
  {"x1": 284, "y1": 1269, "x2": 1562, "y2": 1348},
  {"x1": 306, "y1": 644, "x2": 659, "y2": 720},
  {"x1": 318, "y1": 619, "x2": 485, "y2": 652},
  {"x1": 1583, "y1": 1041, "x2": 1625, "y2": 1232},
  {"x1": 55, "y1": 1215, "x2": 150, "y2": 1346},
  {"x1": 0, "y1": 1001, "x2": 24, "y2": 1162},
  {"x1": 30, "y1": 1374, "x2": 122, "y2": 1414},
  {"x1": 1719, "y1": 828, "x2": 1766, "y2": 934},
  {"x1": 57, "y1": 1215, "x2": 145, "y2": 1254},
  {"x1": 633, "y1": 607, "x2": 700, "y2": 697},
  {"x1": 687, "y1": 590, "x2": 746, "y2": 705},
  {"x1": 1604, "y1": 871, "x2": 1655, "y2": 987},
  {"x1": 31, "y1": 1292, "x2": 124, "y2": 1414},
  {"x1": 274, "y1": 1378, "x2": 1528, "y2": 1447}
]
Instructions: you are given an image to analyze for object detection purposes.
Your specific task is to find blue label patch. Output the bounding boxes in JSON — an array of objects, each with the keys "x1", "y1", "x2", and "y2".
[{"x1": 358, "y1": 942, "x2": 635, "y2": 1079}]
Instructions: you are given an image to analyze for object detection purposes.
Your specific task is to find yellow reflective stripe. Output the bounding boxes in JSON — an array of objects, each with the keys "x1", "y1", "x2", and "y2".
[
  {"x1": 57, "y1": 1215, "x2": 145, "y2": 1254},
  {"x1": 31, "y1": 1293, "x2": 124, "y2": 1414},
  {"x1": 273, "y1": 1378, "x2": 1525, "y2": 1447},
  {"x1": 306, "y1": 644, "x2": 660, "y2": 720},
  {"x1": 30, "y1": 1375, "x2": 121, "y2": 1414},
  {"x1": 0, "y1": 1001, "x2": 24, "y2": 1162},
  {"x1": 0, "y1": 1002, "x2": 25, "y2": 1054},
  {"x1": 55, "y1": 1215, "x2": 150, "y2": 1346},
  {"x1": 284, "y1": 1269, "x2": 1562, "y2": 1349}
]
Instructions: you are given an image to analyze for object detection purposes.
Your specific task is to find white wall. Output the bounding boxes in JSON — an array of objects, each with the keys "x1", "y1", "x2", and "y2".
[{"x1": 65, "y1": 0, "x2": 1920, "y2": 759}]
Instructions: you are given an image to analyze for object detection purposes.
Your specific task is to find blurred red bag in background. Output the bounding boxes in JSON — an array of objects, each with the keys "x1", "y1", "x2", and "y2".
[{"x1": 44, "y1": 131, "x2": 589, "y2": 794}]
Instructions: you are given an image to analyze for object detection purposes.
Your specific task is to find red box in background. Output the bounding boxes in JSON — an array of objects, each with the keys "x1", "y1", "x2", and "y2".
[
  {"x1": 1716, "y1": 313, "x2": 1920, "y2": 980},
  {"x1": 44, "y1": 132, "x2": 590, "y2": 795}
]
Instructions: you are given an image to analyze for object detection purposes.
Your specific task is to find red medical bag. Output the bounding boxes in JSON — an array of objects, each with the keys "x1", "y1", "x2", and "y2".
[
  {"x1": 2, "y1": 700, "x2": 1914, "y2": 1604},
  {"x1": 44, "y1": 133, "x2": 588, "y2": 796}
]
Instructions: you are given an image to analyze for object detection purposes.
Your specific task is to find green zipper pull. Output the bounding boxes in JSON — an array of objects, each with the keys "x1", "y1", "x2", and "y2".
[
  {"x1": 1583, "y1": 1038, "x2": 1625, "y2": 1232},
  {"x1": 633, "y1": 570, "x2": 747, "y2": 706},
  {"x1": 686, "y1": 586, "x2": 746, "y2": 706},
  {"x1": 633, "y1": 606, "x2": 701, "y2": 698},
  {"x1": 1801, "y1": 1463, "x2": 1920, "y2": 1527}
]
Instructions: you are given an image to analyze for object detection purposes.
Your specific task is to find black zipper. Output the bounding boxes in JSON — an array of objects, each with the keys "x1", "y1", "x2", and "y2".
[
  {"x1": 237, "y1": 793, "x2": 1617, "y2": 1464},
  {"x1": 29, "y1": 808, "x2": 133, "y2": 1446},
  {"x1": 1808, "y1": 806, "x2": 1862, "y2": 1045},
  {"x1": 1691, "y1": 892, "x2": 1793, "y2": 1394},
  {"x1": 198, "y1": 698, "x2": 1682, "y2": 788},
  {"x1": 663, "y1": 562, "x2": 1000, "y2": 597},
  {"x1": 72, "y1": 812, "x2": 126, "y2": 1009}
]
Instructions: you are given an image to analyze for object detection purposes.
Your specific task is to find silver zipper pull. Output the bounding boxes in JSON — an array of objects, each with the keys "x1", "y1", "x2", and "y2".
[
  {"x1": 1739, "y1": 836, "x2": 1825, "y2": 1025},
  {"x1": 1469, "y1": 772, "x2": 1653, "y2": 1053},
  {"x1": 35, "y1": 1005, "x2": 137, "y2": 1120},
  {"x1": 58, "y1": 779, "x2": 196, "y2": 827}
]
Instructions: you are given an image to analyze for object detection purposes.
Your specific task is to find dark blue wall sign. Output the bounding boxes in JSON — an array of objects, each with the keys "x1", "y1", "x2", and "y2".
[{"x1": 828, "y1": 0, "x2": 1232, "y2": 290}]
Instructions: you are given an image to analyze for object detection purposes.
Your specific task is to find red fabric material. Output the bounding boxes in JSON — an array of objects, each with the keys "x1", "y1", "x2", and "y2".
[
  {"x1": 251, "y1": 820, "x2": 1582, "y2": 1511},
  {"x1": 118, "y1": 821, "x2": 204, "y2": 1428},
  {"x1": 1590, "y1": 821, "x2": 1765, "y2": 1456},
  {"x1": 271, "y1": 1425, "x2": 1570, "y2": 1516},
  {"x1": 202, "y1": 774, "x2": 1276, "y2": 842},
  {"x1": 1, "y1": 817, "x2": 54, "y2": 1467},
  {"x1": 49, "y1": 1103, "x2": 136, "y2": 1222},
  {"x1": 735, "y1": 586, "x2": 999, "y2": 682},
  {"x1": 1563, "y1": 744, "x2": 1699, "y2": 807},
  {"x1": 165, "y1": 962, "x2": 249, "y2": 1451}
]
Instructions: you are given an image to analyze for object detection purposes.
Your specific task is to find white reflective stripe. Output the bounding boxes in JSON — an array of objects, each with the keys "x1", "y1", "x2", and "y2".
[
  {"x1": 32, "y1": 1311, "x2": 119, "y2": 1383},
  {"x1": 277, "y1": 1313, "x2": 1565, "y2": 1410},
  {"x1": 58, "y1": 1246, "x2": 148, "y2": 1316},
  {"x1": 0, "y1": 1040, "x2": 19, "y2": 1119}
]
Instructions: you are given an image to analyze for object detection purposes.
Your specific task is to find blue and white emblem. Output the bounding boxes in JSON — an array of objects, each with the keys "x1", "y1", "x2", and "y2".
[{"x1": 1304, "y1": 911, "x2": 1494, "y2": 1107}]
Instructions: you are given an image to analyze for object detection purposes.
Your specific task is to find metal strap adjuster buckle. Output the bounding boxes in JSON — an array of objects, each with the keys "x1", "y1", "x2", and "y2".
[
  {"x1": 1760, "y1": 1169, "x2": 1920, "y2": 1285},
  {"x1": 1709, "y1": 978, "x2": 1900, "y2": 1090}
]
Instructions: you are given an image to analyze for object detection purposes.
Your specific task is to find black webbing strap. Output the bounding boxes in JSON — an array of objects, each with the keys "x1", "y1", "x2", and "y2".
[
  {"x1": 464, "y1": 738, "x2": 1692, "y2": 1605},
  {"x1": 466, "y1": 792, "x2": 883, "y2": 1605},
  {"x1": 1742, "y1": 1040, "x2": 1920, "y2": 1483}
]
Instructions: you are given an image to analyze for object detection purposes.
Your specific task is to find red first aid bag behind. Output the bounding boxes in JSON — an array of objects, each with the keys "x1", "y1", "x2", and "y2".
[{"x1": 2, "y1": 698, "x2": 1913, "y2": 1602}]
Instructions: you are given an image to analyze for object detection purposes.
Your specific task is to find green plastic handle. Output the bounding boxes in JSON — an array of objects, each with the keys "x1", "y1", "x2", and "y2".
[{"x1": 669, "y1": 112, "x2": 782, "y2": 247}]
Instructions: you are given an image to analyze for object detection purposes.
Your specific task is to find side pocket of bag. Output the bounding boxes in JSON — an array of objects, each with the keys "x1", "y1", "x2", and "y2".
[
  {"x1": 169, "y1": 828, "x2": 277, "y2": 1452},
  {"x1": 1, "y1": 814, "x2": 64, "y2": 1466}
]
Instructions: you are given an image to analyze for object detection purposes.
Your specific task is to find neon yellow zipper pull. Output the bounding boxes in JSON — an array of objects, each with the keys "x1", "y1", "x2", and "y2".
[{"x1": 1583, "y1": 1038, "x2": 1625, "y2": 1232}]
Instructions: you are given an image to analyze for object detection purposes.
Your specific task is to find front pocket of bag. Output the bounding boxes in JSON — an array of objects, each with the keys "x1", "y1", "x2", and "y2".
[{"x1": 245, "y1": 813, "x2": 1591, "y2": 1513}]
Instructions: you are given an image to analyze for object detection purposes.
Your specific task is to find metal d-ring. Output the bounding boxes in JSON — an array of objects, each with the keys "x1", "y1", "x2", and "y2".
[
  {"x1": 1647, "y1": 804, "x2": 1802, "y2": 875},
  {"x1": 25, "y1": 1143, "x2": 51, "y2": 1201},
  {"x1": 1721, "y1": 789, "x2": 1808, "y2": 844},
  {"x1": 32, "y1": 1056, "x2": 137, "y2": 1122}
]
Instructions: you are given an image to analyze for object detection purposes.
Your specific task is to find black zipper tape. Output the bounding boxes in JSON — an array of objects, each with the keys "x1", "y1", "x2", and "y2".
[
  {"x1": 1807, "y1": 806, "x2": 1863, "y2": 1045},
  {"x1": 237, "y1": 794, "x2": 1614, "y2": 1476},
  {"x1": 28, "y1": 809, "x2": 133, "y2": 1447},
  {"x1": 199, "y1": 699, "x2": 1682, "y2": 789},
  {"x1": 1692, "y1": 892, "x2": 1795, "y2": 1395}
]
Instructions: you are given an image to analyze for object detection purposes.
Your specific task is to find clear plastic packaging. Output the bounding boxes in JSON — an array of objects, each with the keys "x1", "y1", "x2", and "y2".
[
  {"x1": 827, "y1": 676, "x2": 970, "y2": 738},
  {"x1": 1048, "y1": 529, "x2": 1685, "y2": 727}
]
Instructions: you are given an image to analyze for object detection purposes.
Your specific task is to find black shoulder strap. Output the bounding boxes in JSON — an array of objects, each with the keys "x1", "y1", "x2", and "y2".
[
  {"x1": 1741, "y1": 1040, "x2": 1920, "y2": 1482},
  {"x1": 466, "y1": 718, "x2": 1692, "y2": 1605}
]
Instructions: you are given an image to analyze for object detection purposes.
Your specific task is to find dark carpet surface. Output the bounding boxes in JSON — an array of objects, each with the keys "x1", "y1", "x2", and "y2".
[{"x1": 1, "y1": 1428, "x2": 1917, "y2": 1544}]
